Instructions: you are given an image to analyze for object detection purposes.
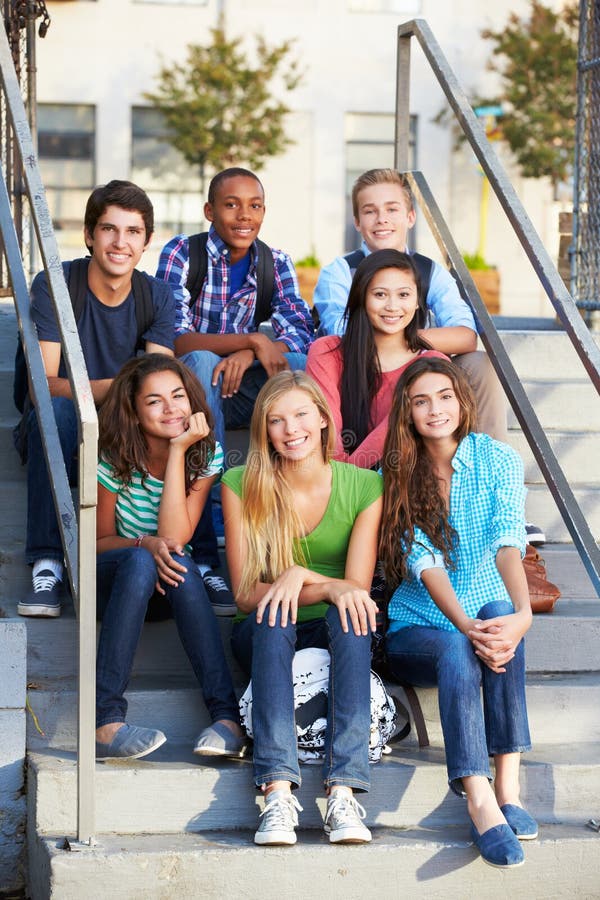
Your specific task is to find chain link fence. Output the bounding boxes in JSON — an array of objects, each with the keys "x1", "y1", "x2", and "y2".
[
  {"x1": 0, "y1": 0, "x2": 50, "y2": 293},
  {"x1": 572, "y1": 0, "x2": 600, "y2": 323}
]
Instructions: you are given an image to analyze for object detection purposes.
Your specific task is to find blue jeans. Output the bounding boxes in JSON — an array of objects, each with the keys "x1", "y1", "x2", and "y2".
[
  {"x1": 96, "y1": 547, "x2": 239, "y2": 728},
  {"x1": 181, "y1": 350, "x2": 307, "y2": 452},
  {"x1": 26, "y1": 397, "x2": 78, "y2": 564},
  {"x1": 231, "y1": 607, "x2": 372, "y2": 792},
  {"x1": 385, "y1": 600, "x2": 531, "y2": 796}
]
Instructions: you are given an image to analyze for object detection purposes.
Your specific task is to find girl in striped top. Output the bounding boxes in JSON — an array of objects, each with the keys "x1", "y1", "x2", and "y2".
[{"x1": 94, "y1": 354, "x2": 244, "y2": 761}]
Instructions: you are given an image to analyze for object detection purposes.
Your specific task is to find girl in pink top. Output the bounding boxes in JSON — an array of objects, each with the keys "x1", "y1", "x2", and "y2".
[{"x1": 307, "y1": 249, "x2": 447, "y2": 468}]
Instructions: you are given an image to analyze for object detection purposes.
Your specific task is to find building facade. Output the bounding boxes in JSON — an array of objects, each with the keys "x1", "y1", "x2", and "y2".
[{"x1": 37, "y1": 0, "x2": 569, "y2": 316}]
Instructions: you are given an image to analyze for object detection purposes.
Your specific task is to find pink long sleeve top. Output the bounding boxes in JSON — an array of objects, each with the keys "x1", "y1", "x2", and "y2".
[{"x1": 306, "y1": 335, "x2": 447, "y2": 468}]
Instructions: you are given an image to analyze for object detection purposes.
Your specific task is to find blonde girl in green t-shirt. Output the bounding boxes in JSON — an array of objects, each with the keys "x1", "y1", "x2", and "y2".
[{"x1": 222, "y1": 371, "x2": 382, "y2": 847}]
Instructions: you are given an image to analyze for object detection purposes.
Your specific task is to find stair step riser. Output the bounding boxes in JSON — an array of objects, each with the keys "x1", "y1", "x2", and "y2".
[
  {"x1": 507, "y1": 381, "x2": 600, "y2": 430},
  {"x1": 29, "y1": 825, "x2": 600, "y2": 900},
  {"x1": 28, "y1": 753, "x2": 600, "y2": 835},
  {"x1": 26, "y1": 679, "x2": 600, "y2": 752},
  {"x1": 501, "y1": 330, "x2": 600, "y2": 381},
  {"x1": 508, "y1": 431, "x2": 600, "y2": 485}
]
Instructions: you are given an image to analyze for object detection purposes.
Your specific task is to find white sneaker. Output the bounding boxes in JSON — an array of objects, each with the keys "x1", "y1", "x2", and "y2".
[
  {"x1": 324, "y1": 791, "x2": 372, "y2": 844},
  {"x1": 254, "y1": 790, "x2": 303, "y2": 846}
]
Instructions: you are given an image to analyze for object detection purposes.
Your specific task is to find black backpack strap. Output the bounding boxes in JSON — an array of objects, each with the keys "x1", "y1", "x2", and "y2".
[
  {"x1": 343, "y1": 249, "x2": 365, "y2": 276},
  {"x1": 253, "y1": 239, "x2": 275, "y2": 327},
  {"x1": 67, "y1": 257, "x2": 91, "y2": 320},
  {"x1": 185, "y1": 231, "x2": 274, "y2": 327},
  {"x1": 185, "y1": 232, "x2": 209, "y2": 304},
  {"x1": 69, "y1": 257, "x2": 154, "y2": 348},
  {"x1": 411, "y1": 252, "x2": 434, "y2": 302},
  {"x1": 130, "y1": 270, "x2": 155, "y2": 348}
]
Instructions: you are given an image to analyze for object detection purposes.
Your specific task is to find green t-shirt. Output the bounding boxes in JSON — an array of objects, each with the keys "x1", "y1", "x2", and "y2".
[{"x1": 222, "y1": 460, "x2": 382, "y2": 622}]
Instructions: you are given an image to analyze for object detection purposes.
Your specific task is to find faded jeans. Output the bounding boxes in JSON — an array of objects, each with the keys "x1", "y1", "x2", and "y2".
[
  {"x1": 385, "y1": 599, "x2": 531, "y2": 795},
  {"x1": 232, "y1": 606, "x2": 372, "y2": 792}
]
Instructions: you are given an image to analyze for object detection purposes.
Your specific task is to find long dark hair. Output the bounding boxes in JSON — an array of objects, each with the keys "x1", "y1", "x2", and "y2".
[
  {"x1": 339, "y1": 249, "x2": 430, "y2": 454},
  {"x1": 98, "y1": 354, "x2": 216, "y2": 494},
  {"x1": 379, "y1": 357, "x2": 478, "y2": 587}
]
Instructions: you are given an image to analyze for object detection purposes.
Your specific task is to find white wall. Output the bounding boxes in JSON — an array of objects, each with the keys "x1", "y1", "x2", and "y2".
[{"x1": 39, "y1": 0, "x2": 570, "y2": 315}]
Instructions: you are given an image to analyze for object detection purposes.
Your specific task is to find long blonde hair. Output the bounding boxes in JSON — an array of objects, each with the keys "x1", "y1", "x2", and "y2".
[{"x1": 237, "y1": 371, "x2": 336, "y2": 600}]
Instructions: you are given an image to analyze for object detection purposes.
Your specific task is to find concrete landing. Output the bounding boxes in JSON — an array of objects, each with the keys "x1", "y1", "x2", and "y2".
[{"x1": 28, "y1": 824, "x2": 600, "y2": 900}]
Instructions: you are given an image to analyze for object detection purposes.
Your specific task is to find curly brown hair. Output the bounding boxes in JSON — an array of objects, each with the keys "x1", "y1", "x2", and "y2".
[
  {"x1": 98, "y1": 354, "x2": 215, "y2": 494},
  {"x1": 379, "y1": 357, "x2": 477, "y2": 588}
]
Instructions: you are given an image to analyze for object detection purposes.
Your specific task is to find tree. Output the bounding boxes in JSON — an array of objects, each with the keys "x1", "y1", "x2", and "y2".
[
  {"x1": 143, "y1": 29, "x2": 302, "y2": 195},
  {"x1": 482, "y1": 0, "x2": 578, "y2": 187}
]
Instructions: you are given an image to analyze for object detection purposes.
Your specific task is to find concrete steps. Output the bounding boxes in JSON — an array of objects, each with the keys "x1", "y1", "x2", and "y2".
[
  {"x1": 2, "y1": 299, "x2": 600, "y2": 897},
  {"x1": 26, "y1": 742, "x2": 600, "y2": 836},
  {"x1": 27, "y1": 825, "x2": 600, "y2": 900}
]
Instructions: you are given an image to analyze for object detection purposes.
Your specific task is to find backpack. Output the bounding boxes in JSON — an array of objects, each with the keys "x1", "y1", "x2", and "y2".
[
  {"x1": 239, "y1": 647, "x2": 400, "y2": 764},
  {"x1": 344, "y1": 248, "x2": 434, "y2": 300},
  {"x1": 312, "y1": 248, "x2": 435, "y2": 332},
  {"x1": 185, "y1": 232, "x2": 275, "y2": 327},
  {"x1": 12, "y1": 258, "x2": 155, "y2": 460}
]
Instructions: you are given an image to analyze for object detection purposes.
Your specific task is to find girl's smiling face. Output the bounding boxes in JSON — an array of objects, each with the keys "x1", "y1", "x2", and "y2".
[
  {"x1": 408, "y1": 371, "x2": 462, "y2": 442},
  {"x1": 135, "y1": 370, "x2": 192, "y2": 441},
  {"x1": 364, "y1": 267, "x2": 419, "y2": 336},
  {"x1": 266, "y1": 388, "x2": 327, "y2": 462}
]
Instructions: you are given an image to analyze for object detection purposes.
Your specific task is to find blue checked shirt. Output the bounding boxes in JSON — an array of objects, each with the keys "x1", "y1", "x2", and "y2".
[
  {"x1": 387, "y1": 432, "x2": 527, "y2": 634},
  {"x1": 156, "y1": 225, "x2": 313, "y2": 354}
]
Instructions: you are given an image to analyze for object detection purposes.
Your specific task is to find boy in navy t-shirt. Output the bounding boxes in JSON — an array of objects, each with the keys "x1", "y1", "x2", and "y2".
[{"x1": 19, "y1": 180, "x2": 174, "y2": 618}]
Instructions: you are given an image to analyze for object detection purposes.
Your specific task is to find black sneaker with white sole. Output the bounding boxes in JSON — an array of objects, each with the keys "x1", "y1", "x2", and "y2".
[
  {"x1": 525, "y1": 522, "x2": 546, "y2": 546},
  {"x1": 201, "y1": 571, "x2": 237, "y2": 616},
  {"x1": 18, "y1": 569, "x2": 62, "y2": 617}
]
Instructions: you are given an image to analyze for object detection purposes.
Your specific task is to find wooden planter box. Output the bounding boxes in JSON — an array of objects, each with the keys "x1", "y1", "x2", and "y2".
[
  {"x1": 468, "y1": 268, "x2": 500, "y2": 315},
  {"x1": 295, "y1": 266, "x2": 320, "y2": 307}
]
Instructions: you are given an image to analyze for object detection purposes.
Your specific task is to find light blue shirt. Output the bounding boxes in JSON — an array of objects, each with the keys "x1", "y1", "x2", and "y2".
[
  {"x1": 387, "y1": 432, "x2": 526, "y2": 634},
  {"x1": 313, "y1": 240, "x2": 477, "y2": 337}
]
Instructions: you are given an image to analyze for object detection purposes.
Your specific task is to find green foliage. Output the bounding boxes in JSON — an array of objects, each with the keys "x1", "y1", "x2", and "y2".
[
  {"x1": 295, "y1": 252, "x2": 320, "y2": 268},
  {"x1": 462, "y1": 251, "x2": 494, "y2": 270},
  {"x1": 482, "y1": 0, "x2": 578, "y2": 185},
  {"x1": 144, "y1": 29, "x2": 302, "y2": 187}
]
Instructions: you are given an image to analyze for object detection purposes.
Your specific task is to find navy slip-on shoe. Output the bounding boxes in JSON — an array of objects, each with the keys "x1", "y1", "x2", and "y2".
[
  {"x1": 471, "y1": 822, "x2": 525, "y2": 868},
  {"x1": 193, "y1": 722, "x2": 247, "y2": 758},
  {"x1": 501, "y1": 804, "x2": 539, "y2": 840},
  {"x1": 96, "y1": 724, "x2": 166, "y2": 761}
]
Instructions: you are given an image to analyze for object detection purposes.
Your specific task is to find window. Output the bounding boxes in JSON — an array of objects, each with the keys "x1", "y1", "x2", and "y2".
[
  {"x1": 344, "y1": 112, "x2": 417, "y2": 251},
  {"x1": 37, "y1": 103, "x2": 95, "y2": 228},
  {"x1": 131, "y1": 106, "x2": 202, "y2": 234}
]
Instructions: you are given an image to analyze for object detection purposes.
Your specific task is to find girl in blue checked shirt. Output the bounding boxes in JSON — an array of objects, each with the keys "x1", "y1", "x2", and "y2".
[
  {"x1": 94, "y1": 355, "x2": 244, "y2": 762},
  {"x1": 380, "y1": 357, "x2": 535, "y2": 869}
]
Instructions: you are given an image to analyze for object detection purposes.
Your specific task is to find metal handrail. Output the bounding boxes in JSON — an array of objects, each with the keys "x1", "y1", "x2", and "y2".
[
  {"x1": 0, "y1": 27, "x2": 97, "y2": 843},
  {"x1": 395, "y1": 19, "x2": 600, "y2": 596}
]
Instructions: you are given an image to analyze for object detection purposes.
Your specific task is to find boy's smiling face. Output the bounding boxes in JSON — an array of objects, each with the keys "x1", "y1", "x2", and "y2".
[
  {"x1": 204, "y1": 175, "x2": 266, "y2": 263},
  {"x1": 354, "y1": 182, "x2": 416, "y2": 253}
]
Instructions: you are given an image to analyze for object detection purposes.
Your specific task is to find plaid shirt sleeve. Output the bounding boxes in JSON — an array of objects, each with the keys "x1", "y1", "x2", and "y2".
[
  {"x1": 155, "y1": 235, "x2": 193, "y2": 336},
  {"x1": 269, "y1": 250, "x2": 314, "y2": 354}
]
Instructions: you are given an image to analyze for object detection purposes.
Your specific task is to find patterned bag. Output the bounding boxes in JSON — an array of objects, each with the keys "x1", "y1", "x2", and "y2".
[{"x1": 239, "y1": 647, "x2": 397, "y2": 763}]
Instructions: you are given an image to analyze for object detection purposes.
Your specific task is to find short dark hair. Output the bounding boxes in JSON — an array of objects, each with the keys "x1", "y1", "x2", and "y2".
[
  {"x1": 84, "y1": 180, "x2": 154, "y2": 252},
  {"x1": 207, "y1": 167, "x2": 264, "y2": 204}
]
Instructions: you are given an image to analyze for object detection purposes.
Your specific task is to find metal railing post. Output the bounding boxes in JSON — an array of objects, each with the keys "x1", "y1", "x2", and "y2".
[
  {"x1": 395, "y1": 29, "x2": 412, "y2": 172},
  {"x1": 0, "y1": 24, "x2": 97, "y2": 843},
  {"x1": 395, "y1": 19, "x2": 600, "y2": 596}
]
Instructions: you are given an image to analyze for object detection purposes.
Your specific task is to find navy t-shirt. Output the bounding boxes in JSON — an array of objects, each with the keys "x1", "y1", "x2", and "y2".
[{"x1": 31, "y1": 260, "x2": 175, "y2": 380}]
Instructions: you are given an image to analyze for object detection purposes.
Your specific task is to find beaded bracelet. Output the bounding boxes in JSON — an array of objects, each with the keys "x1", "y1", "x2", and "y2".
[{"x1": 134, "y1": 535, "x2": 145, "y2": 548}]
